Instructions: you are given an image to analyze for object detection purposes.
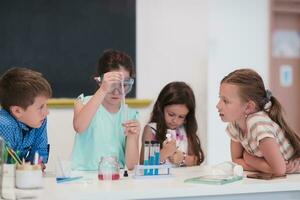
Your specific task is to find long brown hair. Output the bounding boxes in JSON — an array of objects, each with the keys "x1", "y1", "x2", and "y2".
[
  {"x1": 149, "y1": 81, "x2": 204, "y2": 164},
  {"x1": 222, "y1": 68, "x2": 300, "y2": 157}
]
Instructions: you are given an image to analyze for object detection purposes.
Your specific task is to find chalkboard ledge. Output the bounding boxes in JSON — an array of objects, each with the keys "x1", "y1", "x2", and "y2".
[{"x1": 47, "y1": 98, "x2": 152, "y2": 108}]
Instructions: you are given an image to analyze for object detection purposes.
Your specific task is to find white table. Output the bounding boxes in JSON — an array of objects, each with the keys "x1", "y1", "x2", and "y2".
[{"x1": 6, "y1": 166, "x2": 300, "y2": 200}]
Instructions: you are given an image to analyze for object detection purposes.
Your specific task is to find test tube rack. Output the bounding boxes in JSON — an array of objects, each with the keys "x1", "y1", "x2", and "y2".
[{"x1": 132, "y1": 164, "x2": 172, "y2": 179}]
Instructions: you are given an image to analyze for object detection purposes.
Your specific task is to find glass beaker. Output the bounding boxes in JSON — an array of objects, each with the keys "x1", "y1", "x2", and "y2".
[{"x1": 98, "y1": 156, "x2": 120, "y2": 180}]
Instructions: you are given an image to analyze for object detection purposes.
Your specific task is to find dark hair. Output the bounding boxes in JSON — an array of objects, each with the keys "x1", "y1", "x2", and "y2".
[
  {"x1": 0, "y1": 67, "x2": 52, "y2": 111},
  {"x1": 222, "y1": 68, "x2": 300, "y2": 157},
  {"x1": 150, "y1": 81, "x2": 204, "y2": 164},
  {"x1": 97, "y1": 49, "x2": 135, "y2": 77}
]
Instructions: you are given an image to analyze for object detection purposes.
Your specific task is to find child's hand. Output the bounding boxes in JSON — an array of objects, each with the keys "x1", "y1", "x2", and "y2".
[
  {"x1": 98, "y1": 72, "x2": 123, "y2": 94},
  {"x1": 161, "y1": 140, "x2": 176, "y2": 157},
  {"x1": 169, "y1": 150, "x2": 184, "y2": 165},
  {"x1": 122, "y1": 120, "x2": 140, "y2": 136},
  {"x1": 286, "y1": 157, "x2": 300, "y2": 174},
  {"x1": 41, "y1": 163, "x2": 46, "y2": 172}
]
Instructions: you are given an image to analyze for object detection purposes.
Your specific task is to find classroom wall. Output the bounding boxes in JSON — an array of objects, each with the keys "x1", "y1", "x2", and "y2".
[
  {"x1": 47, "y1": 0, "x2": 269, "y2": 171},
  {"x1": 136, "y1": 0, "x2": 209, "y2": 161},
  {"x1": 206, "y1": 0, "x2": 269, "y2": 164}
]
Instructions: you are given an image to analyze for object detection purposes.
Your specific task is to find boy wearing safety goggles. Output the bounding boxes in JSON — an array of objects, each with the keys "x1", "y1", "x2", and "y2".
[{"x1": 71, "y1": 49, "x2": 140, "y2": 171}]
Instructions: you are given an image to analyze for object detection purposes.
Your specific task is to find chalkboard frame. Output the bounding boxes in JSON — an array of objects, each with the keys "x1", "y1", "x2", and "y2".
[{"x1": 0, "y1": 0, "x2": 136, "y2": 99}]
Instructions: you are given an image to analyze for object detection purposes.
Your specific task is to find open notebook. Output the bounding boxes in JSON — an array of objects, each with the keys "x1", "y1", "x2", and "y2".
[{"x1": 184, "y1": 175, "x2": 243, "y2": 185}]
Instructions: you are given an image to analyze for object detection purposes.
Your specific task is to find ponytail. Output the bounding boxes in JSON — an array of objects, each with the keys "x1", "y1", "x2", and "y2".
[{"x1": 266, "y1": 96, "x2": 300, "y2": 157}]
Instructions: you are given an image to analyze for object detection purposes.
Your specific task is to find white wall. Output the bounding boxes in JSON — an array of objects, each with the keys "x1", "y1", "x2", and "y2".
[
  {"x1": 46, "y1": 0, "x2": 269, "y2": 171},
  {"x1": 206, "y1": 0, "x2": 269, "y2": 164},
  {"x1": 47, "y1": 109, "x2": 74, "y2": 171},
  {"x1": 136, "y1": 0, "x2": 208, "y2": 160}
]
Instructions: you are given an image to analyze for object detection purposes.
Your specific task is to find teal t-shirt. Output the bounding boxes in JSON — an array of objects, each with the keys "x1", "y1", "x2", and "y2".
[{"x1": 71, "y1": 95, "x2": 138, "y2": 170}]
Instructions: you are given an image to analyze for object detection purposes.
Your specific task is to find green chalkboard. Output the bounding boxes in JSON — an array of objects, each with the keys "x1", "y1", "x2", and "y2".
[{"x1": 0, "y1": 0, "x2": 136, "y2": 98}]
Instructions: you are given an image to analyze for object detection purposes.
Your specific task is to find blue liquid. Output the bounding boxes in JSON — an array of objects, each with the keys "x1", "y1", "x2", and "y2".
[
  {"x1": 149, "y1": 156, "x2": 155, "y2": 175},
  {"x1": 143, "y1": 160, "x2": 148, "y2": 175},
  {"x1": 154, "y1": 152, "x2": 160, "y2": 175}
]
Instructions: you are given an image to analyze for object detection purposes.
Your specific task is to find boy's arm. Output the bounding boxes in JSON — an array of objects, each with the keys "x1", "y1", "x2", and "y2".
[
  {"x1": 231, "y1": 140, "x2": 256, "y2": 171},
  {"x1": 244, "y1": 137, "x2": 286, "y2": 175}
]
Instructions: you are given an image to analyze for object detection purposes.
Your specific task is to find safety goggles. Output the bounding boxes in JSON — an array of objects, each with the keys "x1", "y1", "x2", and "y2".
[
  {"x1": 110, "y1": 78, "x2": 134, "y2": 95},
  {"x1": 95, "y1": 77, "x2": 134, "y2": 95}
]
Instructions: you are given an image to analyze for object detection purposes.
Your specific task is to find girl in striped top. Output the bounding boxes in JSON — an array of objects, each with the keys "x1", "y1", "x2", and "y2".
[{"x1": 217, "y1": 68, "x2": 300, "y2": 176}]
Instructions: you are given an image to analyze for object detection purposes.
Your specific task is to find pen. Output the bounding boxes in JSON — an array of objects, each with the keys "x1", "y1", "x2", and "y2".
[
  {"x1": 24, "y1": 146, "x2": 32, "y2": 161},
  {"x1": 46, "y1": 144, "x2": 50, "y2": 163},
  {"x1": 16, "y1": 150, "x2": 21, "y2": 164},
  {"x1": 6, "y1": 146, "x2": 22, "y2": 164},
  {"x1": 16, "y1": 150, "x2": 20, "y2": 157},
  {"x1": 56, "y1": 176, "x2": 83, "y2": 183},
  {"x1": 34, "y1": 151, "x2": 39, "y2": 165},
  {"x1": 38, "y1": 156, "x2": 43, "y2": 164}
]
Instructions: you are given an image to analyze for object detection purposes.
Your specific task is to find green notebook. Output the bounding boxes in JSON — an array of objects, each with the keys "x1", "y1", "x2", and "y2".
[{"x1": 184, "y1": 175, "x2": 243, "y2": 185}]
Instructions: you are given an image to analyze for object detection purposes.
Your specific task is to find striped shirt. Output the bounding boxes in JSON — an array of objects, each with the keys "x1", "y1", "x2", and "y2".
[{"x1": 226, "y1": 111, "x2": 294, "y2": 160}]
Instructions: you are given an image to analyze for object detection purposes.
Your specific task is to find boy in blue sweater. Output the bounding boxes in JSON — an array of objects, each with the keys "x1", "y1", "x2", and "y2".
[{"x1": 0, "y1": 67, "x2": 52, "y2": 169}]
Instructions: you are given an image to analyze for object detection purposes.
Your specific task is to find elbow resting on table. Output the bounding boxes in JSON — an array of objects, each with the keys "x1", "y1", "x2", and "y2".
[{"x1": 272, "y1": 165, "x2": 286, "y2": 176}]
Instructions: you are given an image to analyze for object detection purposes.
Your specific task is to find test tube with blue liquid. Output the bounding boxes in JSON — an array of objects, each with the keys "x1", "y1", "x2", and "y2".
[
  {"x1": 143, "y1": 141, "x2": 150, "y2": 175},
  {"x1": 154, "y1": 141, "x2": 160, "y2": 175},
  {"x1": 149, "y1": 141, "x2": 155, "y2": 175}
]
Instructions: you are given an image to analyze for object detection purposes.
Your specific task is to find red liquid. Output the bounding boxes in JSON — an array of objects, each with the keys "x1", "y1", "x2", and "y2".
[{"x1": 98, "y1": 173, "x2": 120, "y2": 180}]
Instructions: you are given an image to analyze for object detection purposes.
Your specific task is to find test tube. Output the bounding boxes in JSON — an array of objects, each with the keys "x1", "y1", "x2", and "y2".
[
  {"x1": 143, "y1": 141, "x2": 150, "y2": 175},
  {"x1": 149, "y1": 141, "x2": 155, "y2": 175},
  {"x1": 154, "y1": 141, "x2": 160, "y2": 175},
  {"x1": 121, "y1": 76, "x2": 129, "y2": 174}
]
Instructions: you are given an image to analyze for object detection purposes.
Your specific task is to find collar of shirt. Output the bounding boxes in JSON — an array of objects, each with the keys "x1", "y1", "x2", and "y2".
[{"x1": 18, "y1": 121, "x2": 30, "y2": 132}]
